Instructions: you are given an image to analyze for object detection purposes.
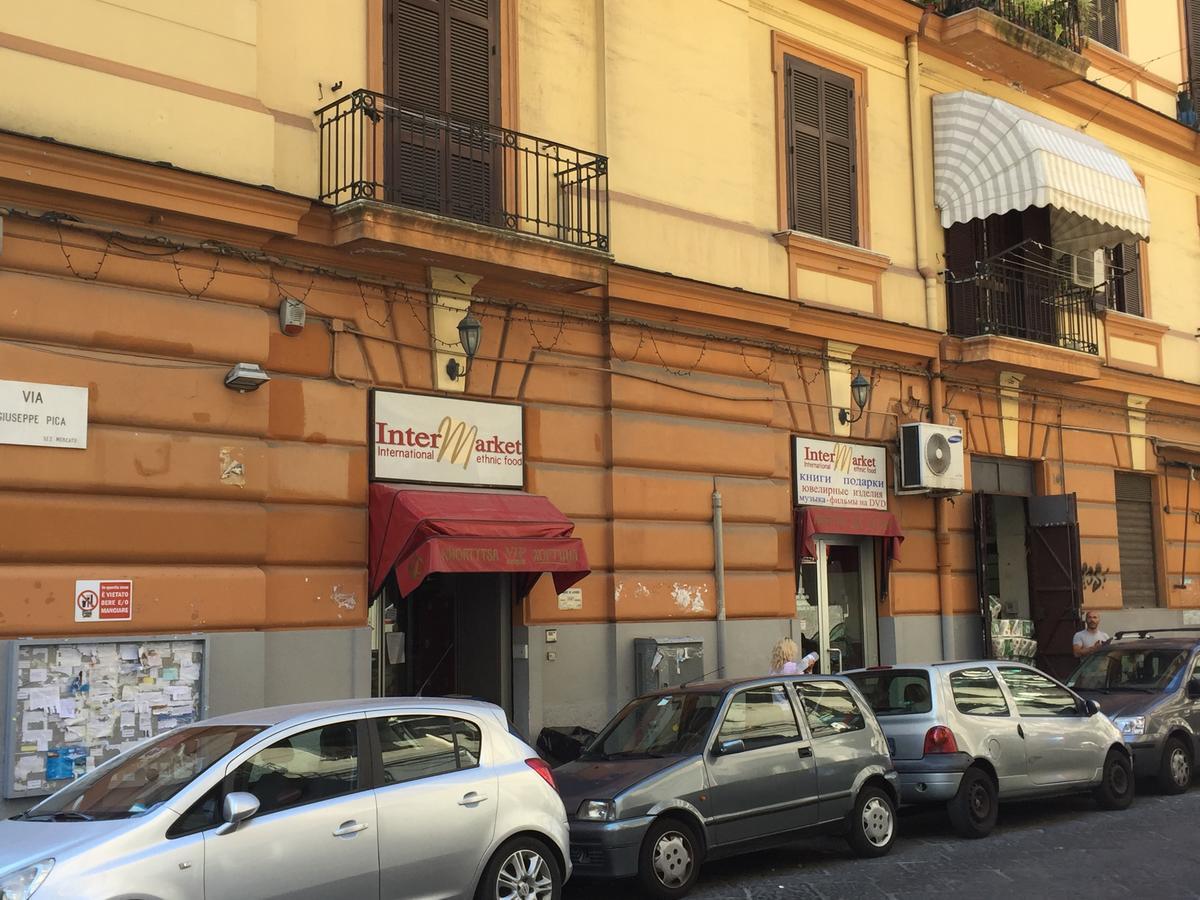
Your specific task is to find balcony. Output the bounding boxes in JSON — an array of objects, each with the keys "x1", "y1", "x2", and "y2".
[
  {"x1": 1179, "y1": 83, "x2": 1199, "y2": 130},
  {"x1": 946, "y1": 240, "x2": 1104, "y2": 378},
  {"x1": 317, "y1": 89, "x2": 609, "y2": 262},
  {"x1": 933, "y1": 0, "x2": 1089, "y2": 90}
]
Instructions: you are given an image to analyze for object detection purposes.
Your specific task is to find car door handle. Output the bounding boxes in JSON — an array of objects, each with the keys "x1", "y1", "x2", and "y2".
[
  {"x1": 797, "y1": 746, "x2": 813, "y2": 759},
  {"x1": 1017, "y1": 724, "x2": 1025, "y2": 739},
  {"x1": 458, "y1": 792, "x2": 489, "y2": 806},
  {"x1": 333, "y1": 821, "x2": 369, "y2": 837}
]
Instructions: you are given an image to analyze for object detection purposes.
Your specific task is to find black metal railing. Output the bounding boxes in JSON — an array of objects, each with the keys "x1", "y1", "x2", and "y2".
[
  {"x1": 317, "y1": 89, "x2": 609, "y2": 252},
  {"x1": 937, "y1": 0, "x2": 1085, "y2": 52},
  {"x1": 946, "y1": 240, "x2": 1100, "y2": 354},
  {"x1": 1178, "y1": 82, "x2": 1199, "y2": 130}
]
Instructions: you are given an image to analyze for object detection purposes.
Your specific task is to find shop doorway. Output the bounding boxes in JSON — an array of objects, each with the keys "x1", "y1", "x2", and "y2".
[
  {"x1": 796, "y1": 537, "x2": 879, "y2": 673},
  {"x1": 370, "y1": 572, "x2": 513, "y2": 712}
]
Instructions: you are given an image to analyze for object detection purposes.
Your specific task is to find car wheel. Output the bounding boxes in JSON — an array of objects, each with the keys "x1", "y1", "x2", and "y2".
[
  {"x1": 636, "y1": 816, "x2": 701, "y2": 899},
  {"x1": 1157, "y1": 737, "x2": 1192, "y2": 795},
  {"x1": 476, "y1": 835, "x2": 562, "y2": 900},
  {"x1": 845, "y1": 785, "x2": 897, "y2": 858},
  {"x1": 946, "y1": 766, "x2": 998, "y2": 839},
  {"x1": 1093, "y1": 749, "x2": 1135, "y2": 811}
]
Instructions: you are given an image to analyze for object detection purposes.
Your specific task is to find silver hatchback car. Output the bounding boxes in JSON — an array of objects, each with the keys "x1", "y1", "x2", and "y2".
[
  {"x1": 845, "y1": 662, "x2": 1134, "y2": 838},
  {"x1": 0, "y1": 698, "x2": 570, "y2": 900}
]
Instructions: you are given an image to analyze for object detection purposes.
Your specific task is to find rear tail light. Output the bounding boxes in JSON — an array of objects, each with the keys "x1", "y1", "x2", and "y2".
[
  {"x1": 922, "y1": 725, "x2": 959, "y2": 755},
  {"x1": 526, "y1": 757, "x2": 557, "y2": 791}
]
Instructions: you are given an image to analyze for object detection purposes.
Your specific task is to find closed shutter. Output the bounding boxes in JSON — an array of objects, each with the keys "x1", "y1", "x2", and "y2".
[
  {"x1": 1115, "y1": 242, "x2": 1144, "y2": 316},
  {"x1": 944, "y1": 220, "x2": 984, "y2": 336},
  {"x1": 1115, "y1": 473, "x2": 1160, "y2": 609},
  {"x1": 785, "y1": 56, "x2": 858, "y2": 245},
  {"x1": 1187, "y1": 0, "x2": 1200, "y2": 104},
  {"x1": 1088, "y1": 0, "x2": 1121, "y2": 50}
]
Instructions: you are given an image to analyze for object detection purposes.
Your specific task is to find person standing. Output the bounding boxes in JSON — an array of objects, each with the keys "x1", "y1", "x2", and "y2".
[
  {"x1": 1072, "y1": 610, "x2": 1110, "y2": 658},
  {"x1": 769, "y1": 637, "x2": 819, "y2": 675}
]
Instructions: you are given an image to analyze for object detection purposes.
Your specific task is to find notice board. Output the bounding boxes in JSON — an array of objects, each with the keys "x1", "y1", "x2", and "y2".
[{"x1": 4, "y1": 636, "x2": 207, "y2": 798}]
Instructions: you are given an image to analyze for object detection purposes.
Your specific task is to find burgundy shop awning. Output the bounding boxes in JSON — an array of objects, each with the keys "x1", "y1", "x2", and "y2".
[
  {"x1": 795, "y1": 507, "x2": 905, "y2": 563},
  {"x1": 369, "y1": 484, "x2": 590, "y2": 597}
]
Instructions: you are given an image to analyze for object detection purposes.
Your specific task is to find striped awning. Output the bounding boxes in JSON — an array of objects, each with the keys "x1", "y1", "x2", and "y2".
[{"x1": 933, "y1": 92, "x2": 1150, "y2": 252}]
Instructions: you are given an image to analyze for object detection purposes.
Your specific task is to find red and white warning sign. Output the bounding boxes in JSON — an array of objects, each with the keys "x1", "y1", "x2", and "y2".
[{"x1": 74, "y1": 579, "x2": 133, "y2": 622}]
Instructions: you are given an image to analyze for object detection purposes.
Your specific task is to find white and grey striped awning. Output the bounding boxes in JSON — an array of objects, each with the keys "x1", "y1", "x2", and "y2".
[{"x1": 933, "y1": 91, "x2": 1150, "y2": 252}]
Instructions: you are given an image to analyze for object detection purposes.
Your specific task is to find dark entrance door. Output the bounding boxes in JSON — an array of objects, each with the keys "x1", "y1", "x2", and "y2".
[
  {"x1": 384, "y1": 0, "x2": 500, "y2": 222},
  {"x1": 1027, "y1": 493, "x2": 1085, "y2": 681}
]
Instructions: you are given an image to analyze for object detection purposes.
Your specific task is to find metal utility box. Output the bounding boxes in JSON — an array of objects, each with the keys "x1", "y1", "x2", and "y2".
[{"x1": 633, "y1": 637, "x2": 704, "y2": 694}]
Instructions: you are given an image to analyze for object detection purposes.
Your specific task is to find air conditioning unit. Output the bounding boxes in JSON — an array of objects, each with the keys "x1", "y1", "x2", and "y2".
[
  {"x1": 898, "y1": 422, "x2": 965, "y2": 493},
  {"x1": 1070, "y1": 248, "x2": 1106, "y2": 291}
]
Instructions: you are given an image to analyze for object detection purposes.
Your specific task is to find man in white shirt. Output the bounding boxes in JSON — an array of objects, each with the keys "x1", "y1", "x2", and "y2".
[{"x1": 1072, "y1": 610, "x2": 1110, "y2": 658}]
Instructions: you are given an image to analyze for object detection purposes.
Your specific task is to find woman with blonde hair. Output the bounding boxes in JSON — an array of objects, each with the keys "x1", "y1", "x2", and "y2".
[{"x1": 769, "y1": 636, "x2": 819, "y2": 675}]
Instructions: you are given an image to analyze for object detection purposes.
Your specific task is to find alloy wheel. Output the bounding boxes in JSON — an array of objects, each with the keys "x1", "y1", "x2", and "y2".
[
  {"x1": 1170, "y1": 746, "x2": 1192, "y2": 788},
  {"x1": 652, "y1": 829, "x2": 693, "y2": 888},
  {"x1": 861, "y1": 796, "x2": 894, "y2": 847},
  {"x1": 495, "y1": 848, "x2": 554, "y2": 900}
]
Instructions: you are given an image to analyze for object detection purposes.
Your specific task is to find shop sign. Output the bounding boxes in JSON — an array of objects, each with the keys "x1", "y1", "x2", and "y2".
[
  {"x1": 0, "y1": 380, "x2": 88, "y2": 449},
  {"x1": 74, "y1": 580, "x2": 133, "y2": 622},
  {"x1": 372, "y1": 391, "x2": 523, "y2": 488},
  {"x1": 792, "y1": 437, "x2": 887, "y2": 510}
]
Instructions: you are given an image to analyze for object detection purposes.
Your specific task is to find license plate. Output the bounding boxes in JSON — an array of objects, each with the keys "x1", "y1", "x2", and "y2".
[{"x1": 886, "y1": 737, "x2": 896, "y2": 756}]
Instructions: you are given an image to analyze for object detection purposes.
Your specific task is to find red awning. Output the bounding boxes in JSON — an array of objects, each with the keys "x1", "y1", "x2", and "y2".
[
  {"x1": 369, "y1": 484, "x2": 590, "y2": 597},
  {"x1": 795, "y1": 507, "x2": 905, "y2": 563}
]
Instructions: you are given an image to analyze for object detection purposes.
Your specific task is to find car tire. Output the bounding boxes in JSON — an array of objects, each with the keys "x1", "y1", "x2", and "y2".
[
  {"x1": 636, "y1": 816, "x2": 702, "y2": 899},
  {"x1": 1093, "y1": 748, "x2": 1135, "y2": 811},
  {"x1": 845, "y1": 785, "x2": 897, "y2": 858},
  {"x1": 1157, "y1": 736, "x2": 1193, "y2": 795},
  {"x1": 947, "y1": 766, "x2": 998, "y2": 839},
  {"x1": 475, "y1": 835, "x2": 563, "y2": 900}
]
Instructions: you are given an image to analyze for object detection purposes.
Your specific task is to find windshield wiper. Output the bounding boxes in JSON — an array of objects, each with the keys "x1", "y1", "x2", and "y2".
[
  {"x1": 17, "y1": 811, "x2": 97, "y2": 822},
  {"x1": 603, "y1": 750, "x2": 666, "y2": 760}
]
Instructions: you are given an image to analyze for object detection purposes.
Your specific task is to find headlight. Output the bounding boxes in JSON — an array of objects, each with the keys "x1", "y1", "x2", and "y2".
[
  {"x1": 1113, "y1": 716, "x2": 1146, "y2": 736},
  {"x1": 0, "y1": 858, "x2": 54, "y2": 900},
  {"x1": 576, "y1": 800, "x2": 616, "y2": 821}
]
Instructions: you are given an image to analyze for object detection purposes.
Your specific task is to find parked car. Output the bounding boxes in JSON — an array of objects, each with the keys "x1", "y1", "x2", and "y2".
[
  {"x1": 0, "y1": 698, "x2": 569, "y2": 900},
  {"x1": 844, "y1": 661, "x2": 1133, "y2": 839},
  {"x1": 1068, "y1": 627, "x2": 1200, "y2": 794},
  {"x1": 555, "y1": 676, "x2": 898, "y2": 899}
]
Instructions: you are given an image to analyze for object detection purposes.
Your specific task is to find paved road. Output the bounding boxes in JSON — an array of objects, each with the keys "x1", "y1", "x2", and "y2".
[{"x1": 567, "y1": 788, "x2": 1200, "y2": 900}]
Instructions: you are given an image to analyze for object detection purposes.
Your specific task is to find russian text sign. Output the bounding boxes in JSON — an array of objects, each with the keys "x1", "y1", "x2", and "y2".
[{"x1": 793, "y1": 437, "x2": 887, "y2": 510}]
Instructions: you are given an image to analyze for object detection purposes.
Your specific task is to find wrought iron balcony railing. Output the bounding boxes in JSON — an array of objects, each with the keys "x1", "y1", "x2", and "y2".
[
  {"x1": 946, "y1": 240, "x2": 1101, "y2": 355},
  {"x1": 317, "y1": 89, "x2": 609, "y2": 252},
  {"x1": 937, "y1": 0, "x2": 1085, "y2": 53}
]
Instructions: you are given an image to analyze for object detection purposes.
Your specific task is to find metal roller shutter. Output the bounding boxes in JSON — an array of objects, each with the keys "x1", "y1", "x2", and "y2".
[{"x1": 1114, "y1": 473, "x2": 1160, "y2": 608}]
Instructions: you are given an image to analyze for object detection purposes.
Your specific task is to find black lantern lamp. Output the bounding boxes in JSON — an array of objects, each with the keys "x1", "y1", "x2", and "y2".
[
  {"x1": 838, "y1": 372, "x2": 872, "y2": 425},
  {"x1": 446, "y1": 312, "x2": 483, "y2": 382}
]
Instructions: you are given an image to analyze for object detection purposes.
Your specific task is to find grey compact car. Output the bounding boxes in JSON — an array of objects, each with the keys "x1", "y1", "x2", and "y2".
[
  {"x1": 0, "y1": 698, "x2": 570, "y2": 900},
  {"x1": 1068, "y1": 628, "x2": 1200, "y2": 794},
  {"x1": 555, "y1": 676, "x2": 898, "y2": 899},
  {"x1": 845, "y1": 662, "x2": 1133, "y2": 839}
]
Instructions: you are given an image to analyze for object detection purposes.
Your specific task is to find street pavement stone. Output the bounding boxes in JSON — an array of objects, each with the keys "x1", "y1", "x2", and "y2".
[{"x1": 566, "y1": 789, "x2": 1200, "y2": 900}]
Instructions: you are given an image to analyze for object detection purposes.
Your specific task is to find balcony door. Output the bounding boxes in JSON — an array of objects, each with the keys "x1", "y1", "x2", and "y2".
[{"x1": 384, "y1": 0, "x2": 499, "y2": 223}]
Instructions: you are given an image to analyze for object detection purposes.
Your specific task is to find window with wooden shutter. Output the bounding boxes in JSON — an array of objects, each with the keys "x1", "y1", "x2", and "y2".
[
  {"x1": 785, "y1": 56, "x2": 858, "y2": 246},
  {"x1": 1114, "y1": 473, "x2": 1160, "y2": 608},
  {"x1": 1103, "y1": 241, "x2": 1144, "y2": 316},
  {"x1": 1187, "y1": 0, "x2": 1200, "y2": 104},
  {"x1": 1087, "y1": 0, "x2": 1121, "y2": 50}
]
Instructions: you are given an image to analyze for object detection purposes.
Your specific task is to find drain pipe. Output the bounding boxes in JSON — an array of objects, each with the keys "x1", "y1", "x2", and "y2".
[
  {"x1": 712, "y1": 482, "x2": 727, "y2": 678},
  {"x1": 906, "y1": 33, "x2": 941, "y2": 330},
  {"x1": 930, "y1": 357, "x2": 955, "y2": 660}
]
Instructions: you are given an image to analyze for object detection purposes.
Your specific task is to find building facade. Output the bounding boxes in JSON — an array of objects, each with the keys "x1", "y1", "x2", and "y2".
[{"x1": 0, "y1": 0, "x2": 1198, "y2": 810}]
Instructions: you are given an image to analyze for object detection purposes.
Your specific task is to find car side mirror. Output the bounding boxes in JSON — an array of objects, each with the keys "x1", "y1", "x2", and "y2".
[
  {"x1": 1083, "y1": 699, "x2": 1102, "y2": 717},
  {"x1": 215, "y1": 791, "x2": 260, "y2": 836},
  {"x1": 1188, "y1": 677, "x2": 1200, "y2": 700},
  {"x1": 714, "y1": 739, "x2": 745, "y2": 756}
]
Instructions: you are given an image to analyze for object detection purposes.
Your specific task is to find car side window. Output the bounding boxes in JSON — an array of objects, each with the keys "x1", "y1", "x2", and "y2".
[
  {"x1": 795, "y1": 681, "x2": 866, "y2": 738},
  {"x1": 717, "y1": 684, "x2": 800, "y2": 750},
  {"x1": 997, "y1": 667, "x2": 1080, "y2": 717},
  {"x1": 226, "y1": 721, "x2": 363, "y2": 817},
  {"x1": 949, "y1": 668, "x2": 1010, "y2": 717},
  {"x1": 376, "y1": 715, "x2": 483, "y2": 785}
]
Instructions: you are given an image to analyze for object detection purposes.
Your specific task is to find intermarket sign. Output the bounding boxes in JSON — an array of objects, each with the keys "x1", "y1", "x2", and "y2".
[
  {"x1": 792, "y1": 436, "x2": 887, "y2": 510},
  {"x1": 372, "y1": 390, "x2": 523, "y2": 488}
]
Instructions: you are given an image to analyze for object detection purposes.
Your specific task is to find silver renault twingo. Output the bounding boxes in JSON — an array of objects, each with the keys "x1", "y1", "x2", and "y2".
[{"x1": 0, "y1": 698, "x2": 570, "y2": 900}]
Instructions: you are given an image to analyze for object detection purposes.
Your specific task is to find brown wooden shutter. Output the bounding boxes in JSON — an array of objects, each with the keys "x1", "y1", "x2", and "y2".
[
  {"x1": 1088, "y1": 0, "x2": 1121, "y2": 50},
  {"x1": 1115, "y1": 473, "x2": 1160, "y2": 608},
  {"x1": 1187, "y1": 0, "x2": 1200, "y2": 102},
  {"x1": 785, "y1": 56, "x2": 858, "y2": 245},
  {"x1": 386, "y1": 0, "x2": 445, "y2": 213},
  {"x1": 1118, "y1": 241, "x2": 1143, "y2": 316},
  {"x1": 944, "y1": 221, "x2": 984, "y2": 336}
]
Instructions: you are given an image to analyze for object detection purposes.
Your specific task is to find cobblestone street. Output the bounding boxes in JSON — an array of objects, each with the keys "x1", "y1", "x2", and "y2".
[{"x1": 568, "y1": 789, "x2": 1200, "y2": 900}]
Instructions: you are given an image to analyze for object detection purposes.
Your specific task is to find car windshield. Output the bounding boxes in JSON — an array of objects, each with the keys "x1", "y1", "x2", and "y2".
[
  {"x1": 584, "y1": 692, "x2": 721, "y2": 759},
  {"x1": 19, "y1": 725, "x2": 264, "y2": 821},
  {"x1": 1069, "y1": 648, "x2": 1189, "y2": 693},
  {"x1": 846, "y1": 670, "x2": 932, "y2": 716}
]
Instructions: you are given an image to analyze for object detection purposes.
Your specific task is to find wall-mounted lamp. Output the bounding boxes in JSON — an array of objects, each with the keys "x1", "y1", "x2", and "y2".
[
  {"x1": 224, "y1": 362, "x2": 270, "y2": 392},
  {"x1": 838, "y1": 372, "x2": 871, "y2": 425},
  {"x1": 445, "y1": 313, "x2": 482, "y2": 382}
]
